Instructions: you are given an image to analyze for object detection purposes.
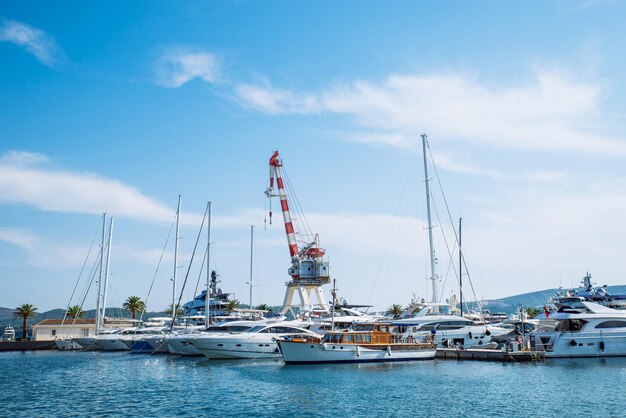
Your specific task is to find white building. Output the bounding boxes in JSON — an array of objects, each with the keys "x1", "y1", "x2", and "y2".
[{"x1": 32, "y1": 318, "x2": 135, "y2": 341}]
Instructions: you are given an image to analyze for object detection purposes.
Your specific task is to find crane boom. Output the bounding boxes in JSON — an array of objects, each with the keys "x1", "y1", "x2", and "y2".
[
  {"x1": 265, "y1": 150, "x2": 328, "y2": 282},
  {"x1": 266, "y1": 151, "x2": 299, "y2": 264}
]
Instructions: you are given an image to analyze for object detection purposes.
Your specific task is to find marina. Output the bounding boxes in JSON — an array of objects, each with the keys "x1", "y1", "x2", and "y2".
[
  {"x1": 4, "y1": 2, "x2": 626, "y2": 416},
  {"x1": 1, "y1": 350, "x2": 625, "y2": 417}
]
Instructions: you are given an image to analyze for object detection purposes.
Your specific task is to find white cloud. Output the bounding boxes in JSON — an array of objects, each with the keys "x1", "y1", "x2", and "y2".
[
  {"x1": 0, "y1": 150, "x2": 201, "y2": 224},
  {"x1": 0, "y1": 20, "x2": 60, "y2": 66},
  {"x1": 155, "y1": 48, "x2": 221, "y2": 88},
  {"x1": 234, "y1": 69, "x2": 626, "y2": 155},
  {"x1": 0, "y1": 228, "x2": 39, "y2": 250}
]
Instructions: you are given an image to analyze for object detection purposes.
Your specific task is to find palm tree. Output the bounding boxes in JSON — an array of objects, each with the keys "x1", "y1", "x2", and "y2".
[
  {"x1": 66, "y1": 305, "x2": 85, "y2": 319},
  {"x1": 386, "y1": 304, "x2": 404, "y2": 317},
  {"x1": 225, "y1": 300, "x2": 241, "y2": 312},
  {"x1": 123, "y1": 296, "x2": 146, "y2": 320},
  {"x1": 255, "y1": 304, "x2": 270, "y2": 312},
  {"x1": 164, "y1": 303, "x2": 184, "y2": 316},
  {"x1": 13, "y1": 304, "x2": 38, "y2": 341}
]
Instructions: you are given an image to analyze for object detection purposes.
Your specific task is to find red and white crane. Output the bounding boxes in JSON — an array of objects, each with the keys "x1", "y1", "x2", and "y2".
[{"x1": 265, "y1": 151, "x2": 330, "y2": 314}]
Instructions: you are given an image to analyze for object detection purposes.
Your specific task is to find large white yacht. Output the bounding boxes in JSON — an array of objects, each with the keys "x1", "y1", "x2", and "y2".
[
  {"x1": 527, "y1": 298, "x2": 626, "y2": 358},
  {"x1": 187, "y1": 321, "x2": 319, "y2": 359},
  {"x1": 166, "y1": 321, "x2": 259, "y2": 356},
  {"x1": 392, "y1": 303, "x2": 510, "y2": 348}
]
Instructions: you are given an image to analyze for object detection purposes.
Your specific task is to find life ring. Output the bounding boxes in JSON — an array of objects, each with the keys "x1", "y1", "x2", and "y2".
[{"x1": 517, "y1": 335, "x2": 524, "y2": 345}]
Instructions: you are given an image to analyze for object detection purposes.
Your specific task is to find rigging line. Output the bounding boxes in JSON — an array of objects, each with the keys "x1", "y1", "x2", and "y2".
[
  {"x1": 65, "y1": 251, "x2": 102, "y2": 337},
  {"x1": 184, "y1": 244, "x2": 207, "y2": 330},
  {"x1": 369, "y1": 151, "x2": 418, "y2": 298},
  {"x1": 171, "y1": 204, "x2": 209, "y2": 330},
  {"x1": 59, "y1": 218, "x2": 103, "y2": 330},
  {"x1": 429, "y1": 191, "x2": 459, "y2": 303},
  {"x1": 426, "y1": 141, "x2": 480, "y2": 308},
  {"x1": 138, "y1": 218, "x2": 176, "y2": 324},
  {"x1": 282, "y1": 166, "x2": 314, "y2": 240},
  {"x1": 62, "y1": 243, "x2": 102, "y2": 338}
]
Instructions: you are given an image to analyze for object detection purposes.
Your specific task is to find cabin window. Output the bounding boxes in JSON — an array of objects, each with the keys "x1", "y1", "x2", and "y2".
[
  {"x1": 354, "y1": 334, "x2": 362, "y2": 343},
  {"x1": 363, "y1": 334, "x2": 371, "y2": 343},
  {"x1": 596, "y1": 320, "x2": 626, "y2": 329},
  {"x1": 51, "y1": 329, "x2": 56, "y2": 336},
  {"x1": 344, "y1": 335, "x2": 352, "y2": 343}
]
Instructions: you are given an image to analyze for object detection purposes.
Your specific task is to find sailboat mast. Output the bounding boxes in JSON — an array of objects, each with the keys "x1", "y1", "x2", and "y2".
[
  {"x1": 459, "y1": 217, "x2": 463, "y2": 317},
  {"x1": 249, "y1": 225, "x2": 254, "y2": 310},
  {"x1": 95, "y1": 213, "x2": 106, "y2": 335},
  {"x1": 421, "y1": 134, "x2": 438, "y2": 304},
  {"x1": 102, "y1": 216, "x2": 114, "y2": 327},
  {"x1": 173, "y1": 195, "x2": 181, "y2": 322},
  {"x1": 205, "y1": 201, "x2": 212, "y2": 327}
]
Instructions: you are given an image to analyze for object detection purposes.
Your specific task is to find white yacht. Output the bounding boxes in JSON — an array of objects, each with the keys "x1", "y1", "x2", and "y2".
[
  {"x1": 166, "y1": 321, "x2": 258, "y2": 356},
  {"x1": 187, "y1": 321, "x2": 319, "y2": 359},
  {"x1": 392, "y1": 303, "x2": 510, "y2": 348},
  {"x1": 528, "y1": 299, "x2": 626, "y2": 358},
  {"x1": 93, "y1": 328, "x2": 162, "y2": 351},
  {"x1": 73, "y1": 328, "x2": 122, "y2": 350}
]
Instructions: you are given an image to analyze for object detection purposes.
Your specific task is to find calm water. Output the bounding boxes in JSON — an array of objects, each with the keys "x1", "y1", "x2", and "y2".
[{"x1": 1, "y1": 351, "x2": 625, "y2": 417}]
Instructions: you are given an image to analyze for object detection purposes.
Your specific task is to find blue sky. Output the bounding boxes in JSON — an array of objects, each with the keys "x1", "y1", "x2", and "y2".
[{"x1": 2, "y1": 0, "x2": 626, "y2": 312}]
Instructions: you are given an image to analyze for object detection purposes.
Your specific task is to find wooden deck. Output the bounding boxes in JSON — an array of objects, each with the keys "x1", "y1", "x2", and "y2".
[{"x1": 436, "y1": 348, "x2": 545, "y2": 362}]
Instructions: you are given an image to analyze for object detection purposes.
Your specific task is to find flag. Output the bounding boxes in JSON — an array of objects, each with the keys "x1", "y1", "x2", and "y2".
[{"x1": 544, "y1": 305, "x2": 550, "y2": 318}]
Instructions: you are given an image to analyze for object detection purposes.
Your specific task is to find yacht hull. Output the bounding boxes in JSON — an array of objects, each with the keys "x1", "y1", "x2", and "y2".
[
  {"x1": 190, "y1": 338, "x2": 281, "y2": 359},
  {"x1": 278, "y1": 341, "x2": 436, "y2": 364},
  {"x1": 55, "y1": 339, "x2": 83, "y2": 350},
  {"x1": 533, "y1": 331, "x2": 626, "y2": 358},
  {"x1": 167, "y1": 337, "x2": 203, "y2": 356},
  {"x1": 72, "y1": 337, "x2": 102, "y2": 350},
  {"x1": 95, "y1": 339, "x2": 130, "y2": 351}
]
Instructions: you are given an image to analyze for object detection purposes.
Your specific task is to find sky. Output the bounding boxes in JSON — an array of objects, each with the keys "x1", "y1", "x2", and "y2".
[{"x1": 2, "y1": 0, "x2": 626, "y2": 313}]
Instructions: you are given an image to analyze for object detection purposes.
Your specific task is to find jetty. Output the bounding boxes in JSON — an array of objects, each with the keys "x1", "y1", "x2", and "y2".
[
  {"x1": 436, "y1": 348, "x2": 545, "y2": 362},
  {"x1": 0, "y1": 341, "x2": 56, "y2": 352}
]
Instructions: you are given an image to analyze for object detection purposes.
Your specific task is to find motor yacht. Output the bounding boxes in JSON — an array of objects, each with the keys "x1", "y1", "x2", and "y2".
[
  {"x1": 278, "y1": 322, "x2": 436, "y2": 364},
  {"x1": 392, "y1": 303, "x2": 510, "y2": 348},
  {"x1": 166, "y1": 321, "x2": 259, "y2": 356},
  {"x1": 528, "y1": 298, "x2": 626, "y2": 358},
  {"x1": 187, "y1": 321, "x2": 319, "y2": 359}
]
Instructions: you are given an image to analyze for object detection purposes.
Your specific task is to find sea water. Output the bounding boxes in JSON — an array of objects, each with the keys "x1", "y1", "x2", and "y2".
[{"x1": 1, "y1": 351, "x2": 625, "y2": 417}]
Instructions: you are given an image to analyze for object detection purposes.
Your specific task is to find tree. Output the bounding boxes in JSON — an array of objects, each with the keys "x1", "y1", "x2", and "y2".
[
  {"x1": 123, "y1": 296, "x2": 146, "y2": 320},
  {"x1": 255, "y1": 304, "x2": 270, "y2": 312},
  {"x1": 164, "y1": 303, "x2": 184, "y2": 316},
  {"x1": 66, "y1": 305, "x2": 85, "y2": 319},
  {"x1": 13, "y1": 304, "x2": 38, "y2": 341},
  {"x1": 225, "y1": 300, "x2": 241, "y2": 312},
  {"x1": 386, "y1": 304, "x2": 404, "y2": 316},
  {"x1": 524, "y1": 306, "x2": 542, "y2": 319}
]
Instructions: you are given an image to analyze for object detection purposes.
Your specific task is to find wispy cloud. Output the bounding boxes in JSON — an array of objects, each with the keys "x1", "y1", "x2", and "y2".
[
  {"x1": 0, "y1": 228, "x2": 39, "y2": 250},
  {"x1": 0, "y1": 150, "x2": 198, "y2": 224},
  {"x1": 233, "y1": 69, "x2": 626, "y2": 155},
  {"x1": 154, "y1": 48, "x2": 221, "y2": 88},
  {"x1": 0, "y1": 19, "x2": 61, "y2": 66}
]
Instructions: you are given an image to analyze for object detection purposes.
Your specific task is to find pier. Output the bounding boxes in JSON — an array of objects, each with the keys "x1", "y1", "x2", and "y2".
[{"x1": 436, "y1": 348, "x2": 545, "y2": 362}]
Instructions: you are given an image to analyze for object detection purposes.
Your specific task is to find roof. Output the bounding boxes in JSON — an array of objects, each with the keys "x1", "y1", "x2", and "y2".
[{"x1": 34, "y1": 318, "x2": 96, "y2": 326}]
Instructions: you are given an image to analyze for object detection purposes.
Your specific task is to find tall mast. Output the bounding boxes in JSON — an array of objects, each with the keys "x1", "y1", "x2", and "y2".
[
  {"x1": 205, "y1": 201, "x2": 212, "y2": 327},
  {"x1": 173, "y1": 195, "x2": 181, "y2": 322},
  {"x1": 249, "y1": 225, "x2": 254, "y2": 309},
  {"x1": 459, "y1": 217, "x2": 463, "y2": 317},
  {"x1": 421, "y1": 134, "x2": 438, "y2": 305},
  {"x1": 95, "y1": 213, "x2": 106, "y2": 334},
  {"x1": 102, "y1": 216, "x2": 114, "y2": 327}
]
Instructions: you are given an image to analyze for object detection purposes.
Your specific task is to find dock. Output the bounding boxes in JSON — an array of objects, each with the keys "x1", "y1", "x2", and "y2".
[
  {"x1": 436, "y1": 348, "x2": 545, "y2": 362},
  {"x1": 0, "y1": 341, "x2": 57, "y2": 352}
]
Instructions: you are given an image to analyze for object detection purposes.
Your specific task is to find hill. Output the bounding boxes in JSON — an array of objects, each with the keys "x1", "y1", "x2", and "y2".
[{"x1": 483, "y1": 285, "x2": 626, "y2": 314}]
